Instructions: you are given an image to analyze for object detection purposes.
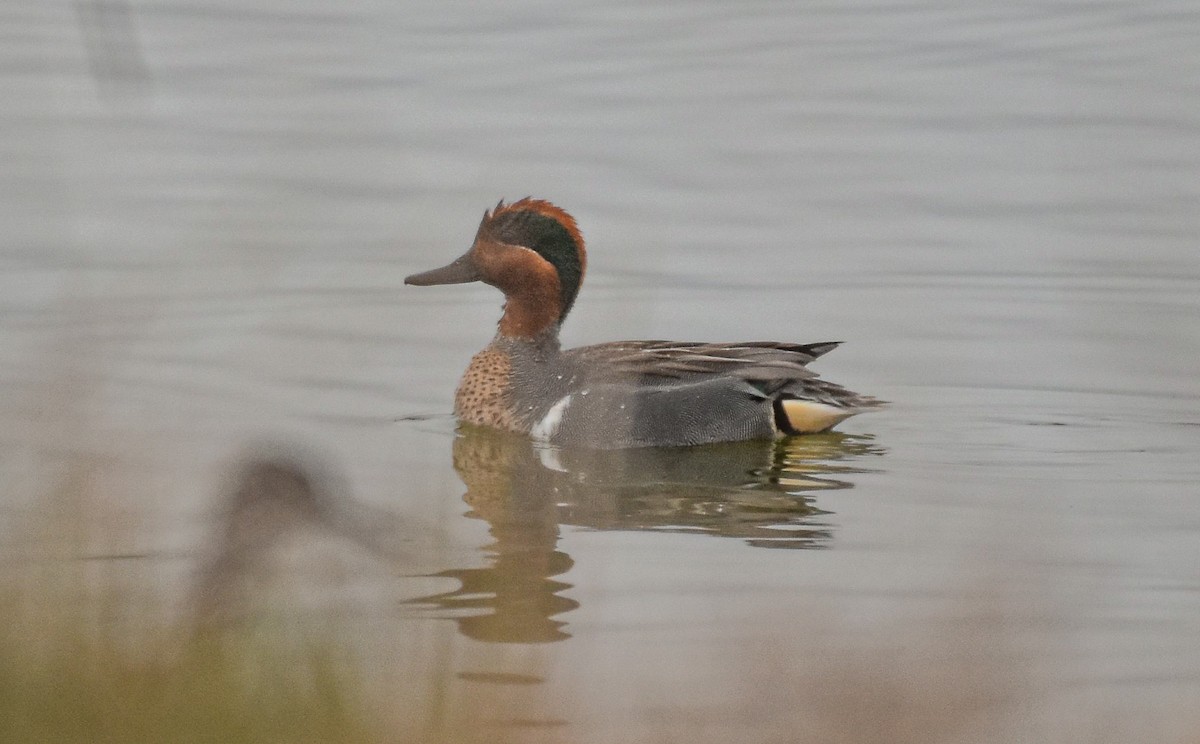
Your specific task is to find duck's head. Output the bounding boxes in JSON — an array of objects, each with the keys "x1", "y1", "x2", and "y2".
[{"x1": 405, "y1": 198, "x2": 587, "y2": 340}]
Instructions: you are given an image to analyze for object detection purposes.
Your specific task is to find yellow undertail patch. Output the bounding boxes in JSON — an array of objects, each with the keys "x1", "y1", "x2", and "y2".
[{"x1": 779, "y1": 399, "x2": 853, "y2": 434}]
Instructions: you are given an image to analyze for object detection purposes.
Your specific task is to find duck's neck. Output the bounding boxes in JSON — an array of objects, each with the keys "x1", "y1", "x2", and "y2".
[
  {"x1": 496, "y1": 290, "x2": 563, "y2": 343},
  {"x1": 494, "y1": 317, "x2": 561, "y2": 359}
]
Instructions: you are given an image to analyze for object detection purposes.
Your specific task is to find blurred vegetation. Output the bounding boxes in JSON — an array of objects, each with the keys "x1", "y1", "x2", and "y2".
[
  {"x1": 0, "y1": 615, "x2": 381, "y2": 744},
  {"x1": 0, "y1": 456, "x2": 394, "y2": 744},
  {"x1": 0, "y1": 532, "x2": 384, "y2": 744}
]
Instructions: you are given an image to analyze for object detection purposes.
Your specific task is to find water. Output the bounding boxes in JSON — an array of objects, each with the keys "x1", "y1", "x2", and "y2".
[{"x1": 3, "y1": 0, "x2": 1200, "y2": 739}]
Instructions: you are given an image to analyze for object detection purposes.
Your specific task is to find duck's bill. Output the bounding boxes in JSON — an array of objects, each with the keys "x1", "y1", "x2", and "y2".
[{"x1": 404, "y1": 252, "x2": 480, "y2": 286}]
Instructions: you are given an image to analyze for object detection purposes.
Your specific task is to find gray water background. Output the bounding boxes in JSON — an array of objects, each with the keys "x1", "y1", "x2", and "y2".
[{"x1": 3, "y1": 0, "x2": 1200, "y2": 739}]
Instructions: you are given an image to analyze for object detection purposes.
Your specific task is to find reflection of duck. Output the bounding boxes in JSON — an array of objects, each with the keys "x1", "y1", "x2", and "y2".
[
  {"x1": 409, "y1": 429, "x2": 579, "y2": 643},
  {"x1": 405, "y1": 198, "x2": 884, "y2": 448},
  {"x1": 406, "y1": 426, "x2": 884, "y2": 642}
]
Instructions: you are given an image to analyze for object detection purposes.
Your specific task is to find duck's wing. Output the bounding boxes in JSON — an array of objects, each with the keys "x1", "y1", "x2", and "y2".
[{"x1": 564, "y1": 340, "x2": 841, "y2": 384}]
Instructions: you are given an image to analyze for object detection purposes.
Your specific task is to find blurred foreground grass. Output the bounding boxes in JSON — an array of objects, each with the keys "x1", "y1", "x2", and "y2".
[
  {"x1": 0, "y1": 467, "x2": 387, "y2": 744},
  {"x1": 0, "y1": 608, "x2": 381, "y2": 744}
]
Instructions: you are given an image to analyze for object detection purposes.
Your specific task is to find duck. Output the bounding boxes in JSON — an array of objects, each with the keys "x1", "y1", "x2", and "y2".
[{"x1": 405, "y1": 198, "x2": 883, "y2": 449}]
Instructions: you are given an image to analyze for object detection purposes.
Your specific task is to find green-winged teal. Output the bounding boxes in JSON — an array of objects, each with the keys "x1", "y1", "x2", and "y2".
[{"x1": 406, "y1": 198, "x2": 883, "y2": 449}]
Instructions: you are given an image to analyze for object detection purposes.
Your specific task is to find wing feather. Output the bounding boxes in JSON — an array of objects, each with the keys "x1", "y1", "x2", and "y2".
[{"x1": 564, "y1": 340, "x2": 841, "y2": 384}]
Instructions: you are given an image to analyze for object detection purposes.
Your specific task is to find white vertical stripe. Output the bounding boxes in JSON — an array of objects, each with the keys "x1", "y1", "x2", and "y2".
[{"x1": 530, "y1": 394, "x2": 572, "y2": 442}]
